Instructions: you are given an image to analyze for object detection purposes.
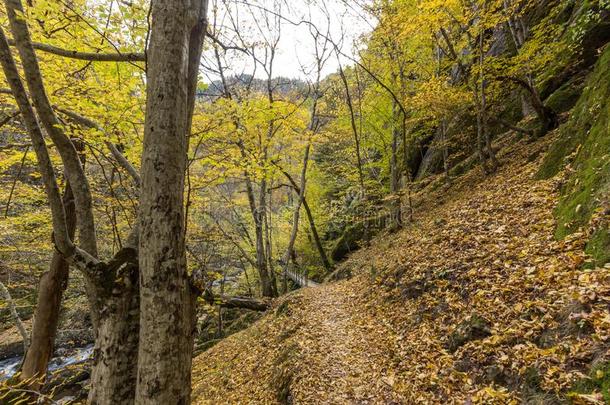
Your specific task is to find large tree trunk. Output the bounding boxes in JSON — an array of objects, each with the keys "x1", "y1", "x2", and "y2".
[
  {"x1": 135, "y1": 0, "x2": 207, "y2": 403},
  {"x1": 88, "y1": 263, "x2": 140, "y2": 404},
  {"x1": 20, "y1": 183, "x2": 75, "y2": 388}
]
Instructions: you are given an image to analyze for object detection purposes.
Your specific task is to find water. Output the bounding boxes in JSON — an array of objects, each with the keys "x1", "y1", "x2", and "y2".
[{"x1": 0, "y1": 345, "x2": 93, "y2": 380}]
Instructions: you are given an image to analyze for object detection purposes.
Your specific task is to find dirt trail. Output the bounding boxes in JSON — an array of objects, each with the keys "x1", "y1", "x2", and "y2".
[
  {"x1": 288, "y1": 283, "x2": 402, "y2": 404},
  {"x1": 192, "y1": 278, "x2": 404, "y2": 404}
]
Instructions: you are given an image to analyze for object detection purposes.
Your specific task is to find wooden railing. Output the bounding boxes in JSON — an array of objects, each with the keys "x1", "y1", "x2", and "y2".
[{"x1": 285, "y1": 269, "x2": 319, "y2": 288}]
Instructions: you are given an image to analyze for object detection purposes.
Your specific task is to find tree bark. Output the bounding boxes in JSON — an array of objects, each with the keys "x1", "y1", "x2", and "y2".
[
  {"x1": 89, "y1": 262, "x2": 140, "y2": 404},
  {"x1": 135, "y1": 1, "x2": 207, "y2": 403}
]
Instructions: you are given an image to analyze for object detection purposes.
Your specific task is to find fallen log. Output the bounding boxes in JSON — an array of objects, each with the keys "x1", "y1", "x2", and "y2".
[{"x1": 202, "y1": 290, "x2": 270, "y2": 311}]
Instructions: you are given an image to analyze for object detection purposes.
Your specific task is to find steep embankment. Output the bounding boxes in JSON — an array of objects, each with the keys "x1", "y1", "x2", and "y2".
[
  {"x1": 192, "y1": 130, "x2": 610, "y2": 404},
  {"x1": 538, "y1": 46, "x2": 610, "y2": 266}
]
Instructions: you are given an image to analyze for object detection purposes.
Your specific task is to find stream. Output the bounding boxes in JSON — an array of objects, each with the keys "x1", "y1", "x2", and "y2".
[{"x1": 0, "y1": 345, "x2": 93, "y2": 380}]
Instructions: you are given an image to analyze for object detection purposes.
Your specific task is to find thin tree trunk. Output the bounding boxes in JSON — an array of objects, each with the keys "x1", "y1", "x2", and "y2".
[
  {"x1": 280, "y1": 143, "x2": 311, "y2": 278},
  {"x1": 337, "y1": 62, "x2": 366, "y2": 196},
  {"x1": 390, "y1": 98, "x2": 402, "y2": 229},
  {"x1": 441, "y1": 120, "x2": 450, "y2": 181},
  {"x1": 279, "y1": 169, "x2": 332, "y2": 272},
  {"x1": 476, "y1": 29, "x2": 497, "y2": 173},
  {"x1": 135, "y1": 1, "x2": 207, "y2": 403},
  {"x1": 20, "y1": 182, "x2": 75, "y2": 388},
  {"x1": 479, "y1": 31, "x2": 498, "y2": 172},
  {"x1": 0, "y1": 281, "x2": 28, "y2": 355},
  {"x1": 264, "y1": 186, "x2": 278, "y2": 297},
  {"x1": 244, "y1": 172, "x2": 275, "y2": 297}
]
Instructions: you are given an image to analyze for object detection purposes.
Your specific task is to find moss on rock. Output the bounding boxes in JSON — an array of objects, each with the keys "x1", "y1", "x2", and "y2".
[{"x1": 538, "y1": 45, "x2": 610, "y2": 266}]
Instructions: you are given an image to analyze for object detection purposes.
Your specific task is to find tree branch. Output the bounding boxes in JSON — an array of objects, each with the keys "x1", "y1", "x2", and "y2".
[
  {"x1": 56, "y1": 108, "x2": 141, "y2": 186},
  {"x1": 5, "y1": 0, "x2": 99, "y2": 258},
  {"x1": 492, "y1": 116, "x2": 534, "y2": 136},
  {"x1": 7, "y1": 38, "x2": 145, "y2": 62}
]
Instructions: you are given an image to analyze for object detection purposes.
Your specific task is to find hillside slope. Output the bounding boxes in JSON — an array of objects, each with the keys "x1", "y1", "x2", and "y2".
[{"x1": 191, "y1": 132, "x2": 610, "y2": 404}]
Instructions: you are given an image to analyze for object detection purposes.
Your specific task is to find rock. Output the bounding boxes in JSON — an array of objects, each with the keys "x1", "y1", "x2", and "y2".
[
  {"x1": 400, "y1": 278, "x2": 432, "y2": 300},
  {"x1": 329, "y1": 222, "x2": 365, "y2": 262},
  {"x1": 434, "y1": 218, "x2": 447, "y2": 227},
  {"x1": 324, "y1": 264, "x2": 353, "y2": 282},
  {"x1": 446, "y1": 314, "x2": 492, "y2": 353},
  {"x1": 0, "y1": 323, "x2": 29, "y2": 360}
]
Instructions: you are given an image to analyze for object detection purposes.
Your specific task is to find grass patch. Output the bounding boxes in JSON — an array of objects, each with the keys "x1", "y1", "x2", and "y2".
[{"x1": 568, "y1": 362, "x2": 610, "y2": 403}]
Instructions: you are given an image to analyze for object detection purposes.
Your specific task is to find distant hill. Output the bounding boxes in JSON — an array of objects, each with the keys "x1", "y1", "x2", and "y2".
[{"x1": 197, "y1": 74, "x2": 309, "y2": 101}]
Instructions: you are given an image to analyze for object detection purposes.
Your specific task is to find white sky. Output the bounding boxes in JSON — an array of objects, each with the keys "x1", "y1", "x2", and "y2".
[{"x1": 201, "y1": 0, "x2": 376, "y2": 83}]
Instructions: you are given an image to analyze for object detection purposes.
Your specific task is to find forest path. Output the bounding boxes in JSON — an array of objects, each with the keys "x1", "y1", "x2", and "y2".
[
  {"x1": 192, "y1": 276, "x2": 405, "y2": 404},
  {"x1": 287, "y1": 282, "x2": 404, "y2": 403}
]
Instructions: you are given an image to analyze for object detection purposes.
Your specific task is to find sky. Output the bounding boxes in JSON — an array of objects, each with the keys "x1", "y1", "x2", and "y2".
[{"x1": 200, "y1": 0, "x2": 376, "y2": 83}]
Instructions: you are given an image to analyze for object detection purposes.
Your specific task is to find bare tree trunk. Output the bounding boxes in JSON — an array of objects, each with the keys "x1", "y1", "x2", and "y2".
[
  {"x1": 20, "y1": 183, "x2": 75, "y2": 387},
  {"x1": 0, "y1": 281, "x2": 28, "y2": 355},
  {"x1": 337, "y1": 62, "x2": 366, "y2": 196},
  {"x1": 441, "y1": 120, "x2": 450, "y2": 181},
  {"x1": 390, "y1": 98, "x2": 402, "y2": 229},
  {"x1": 135, "y1": 1, "x2": 207, "y2": 403},
  {"x1": 244, "y1": 173, "x2": 275, "y2": 297},
  {"x1": 280, "y1": 143, "x2": 311, "y2": 279},
  {"x1": 476, "y1": 29, "x2": 498, "y2": 173},
  {"x1": 264, "y1": 186, "x2": 278, "y2": 297},
  {"x1": 279, "y1": 169, "x2": 332, "y2": 272},
  {"x1": 475, "y1": 86, "x2": 488, "y2": 172}
]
